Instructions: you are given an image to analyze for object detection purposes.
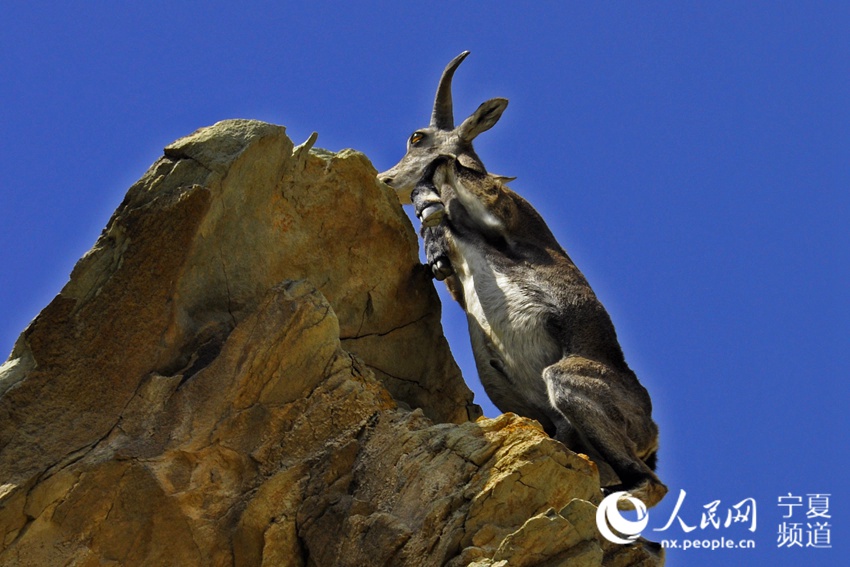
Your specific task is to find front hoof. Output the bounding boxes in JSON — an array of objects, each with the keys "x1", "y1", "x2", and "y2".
[
  {"x1": 431, "y1": 257, "x2": 453, "y2": 281},
  {"x1": 419, "y1": 203, "x2": 445, "y2": 228},
  {"x1": 604, "y1": 480, "x2": 668, "y2": 509}
]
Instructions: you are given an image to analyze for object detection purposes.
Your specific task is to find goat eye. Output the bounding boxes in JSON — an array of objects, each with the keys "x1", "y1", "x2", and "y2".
[{"x1": 409, "y1": 132, "x2": 425, "y2": 146}]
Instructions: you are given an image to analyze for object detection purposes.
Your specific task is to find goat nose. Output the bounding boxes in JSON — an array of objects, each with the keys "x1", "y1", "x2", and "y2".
[{"x1": 379, "y1": 176, "x2": 394, "y2": 186}]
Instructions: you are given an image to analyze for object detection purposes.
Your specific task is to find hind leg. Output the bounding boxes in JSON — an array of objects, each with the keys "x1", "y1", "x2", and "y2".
[{"x1": 543, "y1": 356, "x2": 667, "y2": 508}]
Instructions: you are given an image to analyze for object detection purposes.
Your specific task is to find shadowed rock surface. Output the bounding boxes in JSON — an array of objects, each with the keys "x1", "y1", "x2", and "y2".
[{"x1": 0, "y1": 120, "x2": 660, "y2": 566}]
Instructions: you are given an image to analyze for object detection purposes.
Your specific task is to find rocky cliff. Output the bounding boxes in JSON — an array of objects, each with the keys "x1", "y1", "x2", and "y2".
[{"x1": 0, "y1": 120, "x2": 659, "y2": 566}]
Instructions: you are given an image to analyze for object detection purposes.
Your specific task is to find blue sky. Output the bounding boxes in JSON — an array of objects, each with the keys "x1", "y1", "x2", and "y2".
[{"x1": 2, "y1": 3, "x2": 847, "y2": 564}]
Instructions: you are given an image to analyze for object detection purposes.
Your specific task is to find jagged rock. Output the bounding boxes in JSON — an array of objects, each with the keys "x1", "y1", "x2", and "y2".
[{"x1": 0, "y1": 120, "x2": 661, "y2": 566}]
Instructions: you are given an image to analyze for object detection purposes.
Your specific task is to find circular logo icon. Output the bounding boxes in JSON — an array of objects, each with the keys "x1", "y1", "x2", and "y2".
[{"x1": 596, "y1": 491, "x2": 650, "y2": 544}]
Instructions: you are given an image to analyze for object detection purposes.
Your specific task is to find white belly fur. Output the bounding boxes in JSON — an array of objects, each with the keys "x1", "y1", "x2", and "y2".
[{"x1": 452, "y1": 241, "x2": 560, "y2": 412}]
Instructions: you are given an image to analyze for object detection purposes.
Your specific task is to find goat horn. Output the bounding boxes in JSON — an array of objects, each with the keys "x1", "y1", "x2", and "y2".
[{"x1": 431, "y1": 51, "x2": 470, "y2": 130}]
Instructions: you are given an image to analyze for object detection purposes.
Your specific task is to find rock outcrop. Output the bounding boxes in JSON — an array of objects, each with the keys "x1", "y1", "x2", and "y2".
[{"x1": 0, "y1": 120, "x2": 660, "y2": 566}]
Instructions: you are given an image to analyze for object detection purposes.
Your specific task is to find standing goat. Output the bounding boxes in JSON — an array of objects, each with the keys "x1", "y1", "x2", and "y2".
[{"x1": 379, "y1": 52, "x2": 667, "y2": 508}]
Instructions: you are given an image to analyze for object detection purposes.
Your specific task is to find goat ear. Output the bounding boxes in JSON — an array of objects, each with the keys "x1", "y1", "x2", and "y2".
[{"x1": 457, "y1": 98, "x2": 508, "y2": 142}]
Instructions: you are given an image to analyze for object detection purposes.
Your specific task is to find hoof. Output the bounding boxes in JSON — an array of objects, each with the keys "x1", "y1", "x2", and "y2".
[
  {"x1": 420, "y1": 203, "x2": 445, "y2": 228},
  {"x1": 605, "y1": 479, "x2": 668, "y2": 509},
  {"x1": 431, "y1": 257, "x2": 453, "y2": 281}
]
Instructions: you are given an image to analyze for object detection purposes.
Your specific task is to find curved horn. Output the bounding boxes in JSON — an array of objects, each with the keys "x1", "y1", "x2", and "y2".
[{"x1": 431, "y1": 51, "x2": 470, "y2": 130}]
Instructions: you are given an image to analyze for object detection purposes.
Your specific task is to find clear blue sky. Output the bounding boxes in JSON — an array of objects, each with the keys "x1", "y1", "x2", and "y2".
[{"x1": 2, "y1": 3, "x2": 847, "y2": 565}]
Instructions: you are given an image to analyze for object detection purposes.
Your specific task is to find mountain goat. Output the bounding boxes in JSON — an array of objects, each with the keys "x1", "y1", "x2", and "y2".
[{"x1": 380, "y1": 52, "x2": 667, "y2": 507}]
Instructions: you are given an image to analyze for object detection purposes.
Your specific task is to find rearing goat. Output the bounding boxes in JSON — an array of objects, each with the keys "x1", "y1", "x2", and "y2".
[{"x1": 379, "y1": 52, "x2": 667, "y2": 508}]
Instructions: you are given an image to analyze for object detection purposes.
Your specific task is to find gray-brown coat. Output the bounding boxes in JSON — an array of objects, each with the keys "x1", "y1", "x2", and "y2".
[{"x1": 380, "y1": 52, "x2": 667, "y2": 507}]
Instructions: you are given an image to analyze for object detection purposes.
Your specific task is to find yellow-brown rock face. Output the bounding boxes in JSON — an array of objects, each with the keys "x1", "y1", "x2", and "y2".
[{"x1": 0, "y1": 120, "x2": 660, "y2": 566}]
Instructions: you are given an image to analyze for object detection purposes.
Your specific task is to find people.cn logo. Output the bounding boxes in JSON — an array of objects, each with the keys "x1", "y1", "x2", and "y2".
[{"x1": 596, "y1": 491, "x2": 650, "y2": 544}]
